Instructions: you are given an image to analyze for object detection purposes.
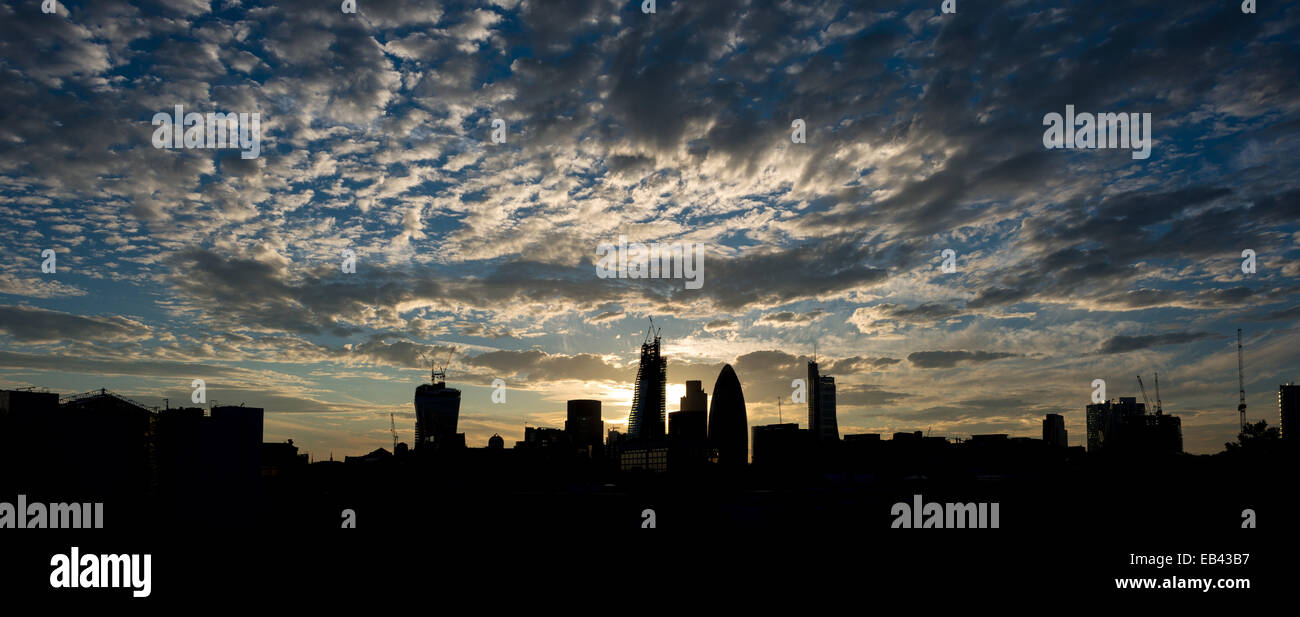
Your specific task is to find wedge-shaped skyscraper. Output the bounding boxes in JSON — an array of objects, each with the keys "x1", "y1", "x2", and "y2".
[{"x1": 628, "y1": 330, "x2": 666, "y2": 441}]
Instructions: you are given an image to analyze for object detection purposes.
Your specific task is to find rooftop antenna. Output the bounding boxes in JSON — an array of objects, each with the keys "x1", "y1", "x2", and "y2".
[
  {"x1": 390, "y1": 412, "x2": 398, "y2": 451},
  {"x1": 778, "y1": 397, "x2": 782, "y2": 424}
]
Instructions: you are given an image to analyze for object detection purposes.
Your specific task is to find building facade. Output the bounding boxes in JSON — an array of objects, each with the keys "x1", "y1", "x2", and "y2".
[
  {"x1": 1281, "y1": 383, "x2": 1299, "y2": 442},
  {"x1": 1043, "y1": 413, "x2": 1067, "y2": 447},
  {"x1": 807, "y1": 361, "x2": 839, "y2": 443}
]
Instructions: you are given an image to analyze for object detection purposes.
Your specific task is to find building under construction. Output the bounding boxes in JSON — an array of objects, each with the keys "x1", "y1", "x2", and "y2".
[
  {"x1": 627, "y1": 324, "x2": 667, "y2": 442},
  {"x1": 1085, "y1": 396, "x2": 1182, "y2": 455},
  {"x1": 414, "y1": 366, "x2": 463, "y2": 451}
]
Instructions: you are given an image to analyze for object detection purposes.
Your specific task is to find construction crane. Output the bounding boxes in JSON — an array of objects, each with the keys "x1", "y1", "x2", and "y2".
[
  {"x1": 1136, "y1": 375, "x2": 1153, "y2": 412},
  {"x1": 418, "y1": 348, "x2": 454, "y2": 385},
  {"x1": 1153, "y1": 372, "x2": 1163, "y2": 416},
  {"x1": 642, "y1": 316, "x2": 661, "y2": 345},
  {"x1": 1237, "y1": 328, "x2": 1247, "y2": 434}
]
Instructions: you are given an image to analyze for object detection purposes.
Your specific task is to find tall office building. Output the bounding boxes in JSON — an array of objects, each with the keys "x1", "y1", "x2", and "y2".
[
  {"x1": 628, "y1": 331, "x2": 667, "y2": 441},
  {"x1": 669, "y1": 380, "x2": 707, "y2": 441},
  {"x1": 1281, "y1": 383, "x2": 1299, "y2": 442},
  {"x1": 1086, "y1": 397, "x2": 1141, "y2": 452},
  {"x1": 708, "y1": 364, "x2": 748, "y2": 466},
  {"x1": 414, "y1": 368, "x2": 462, "y2": 450},
  {"x1": 565, "y1": 399, "x2": 604, "y2": 454},
  {"x1": 1043, "y1": 413, "x2": 1067, "y2": 447},
  {"x1": 668, "y1": 380, "x2": 709, "y2": 471},
  {"x1": 680, "y1": 380, "x2": 707, "y2": 413},
  {"x1": 807, "y1": 361, "x2": 839, "y2": 443}
]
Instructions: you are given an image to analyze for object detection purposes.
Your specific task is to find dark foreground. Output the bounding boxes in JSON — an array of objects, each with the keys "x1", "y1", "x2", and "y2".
[{"x1": 2, "y1": 452, "x2": 1294, "y2": 604}]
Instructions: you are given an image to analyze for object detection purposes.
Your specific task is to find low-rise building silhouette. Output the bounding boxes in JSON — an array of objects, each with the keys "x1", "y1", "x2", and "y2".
[{"x1": 752, "y1": 422, "x2": 810, "y2": 471}]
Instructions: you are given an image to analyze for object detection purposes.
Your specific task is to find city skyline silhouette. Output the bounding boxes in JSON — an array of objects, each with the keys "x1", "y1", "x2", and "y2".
[{"x1": 1, "y1": 0, "x2": 1297, "y2": 601}]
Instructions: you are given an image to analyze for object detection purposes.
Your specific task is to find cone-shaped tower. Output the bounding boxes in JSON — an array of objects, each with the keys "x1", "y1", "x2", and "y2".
[{"x1": 708, "y1": 363, "x2": 748, "y2": 466}]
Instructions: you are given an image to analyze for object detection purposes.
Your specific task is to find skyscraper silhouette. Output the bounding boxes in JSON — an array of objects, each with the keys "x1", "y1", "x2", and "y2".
[
  {"x1": 414, "y1": 367, "x2": 461, "y2": 450},
  {"x1": 1281, "y1": 383, "x2": 1299, "y2": 442},
  {"x1": 565, "y1": 399, "x2": 604, "y2": 455},
  {"x1": 668, "y1": 380, "x2": 709, "y2": 470},
  {"x1": 807, "y1": 360, "x2": 839, "y2": 443},
  {"x1": 628, "y1": 329, "x2": 666, "y2": 441},
  {"x1": 708, "y1": 364, "x2": 748, "y2": 466},
  {"x1": 1043, "y1": 413, "x2": 1067, "y2": 447},
  {"x1": 669, "y1": 380, "x2": 707, "y2": 441}
]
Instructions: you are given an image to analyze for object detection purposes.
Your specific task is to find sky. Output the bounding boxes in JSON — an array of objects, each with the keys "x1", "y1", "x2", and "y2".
[{"x1": 0, "y1": 0, "x2": 1297, "y2": 458}]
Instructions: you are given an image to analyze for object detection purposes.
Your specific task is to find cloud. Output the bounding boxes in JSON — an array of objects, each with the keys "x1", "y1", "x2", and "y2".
[
  {"x1": 465, "y1": 349, "x2": 626, "y2": 383},
  {"x1": 1261, "y1": 305, "x2": 1300, "y2": 321},
  {"x1": 907, "y1": 350, "x2": 1018, "y2": 369},
  {"x1": 589, "y1": 310, "x2": 625, "y2": 324},
  {"x1": 702, "y1": 319, "x2": 736, "y2": 332},
  {"x1": 756, "y1": 309, "x2": 827, "y2": 327},
  {"x1": 0, "y1": 274, "x2": 87, "y2": 299},
  {"x1": 1097, "y1": 332, "x2": 1219, "y2": 354},
  {"x1": 0, "y1": 350, "x2": 269, "y2": 383},
  {"x1": 823, "y1": 356, "x2": 901, "y2": 374},
  {"x1": 849, "y1": 302, "x2": 962, "y2": 335},
  {"x1": 0, "y1": 305, "x2": 151, "y2": 344},
  {"x1": 835, "y1": 383, "x2": 911, "y2": 407}
]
